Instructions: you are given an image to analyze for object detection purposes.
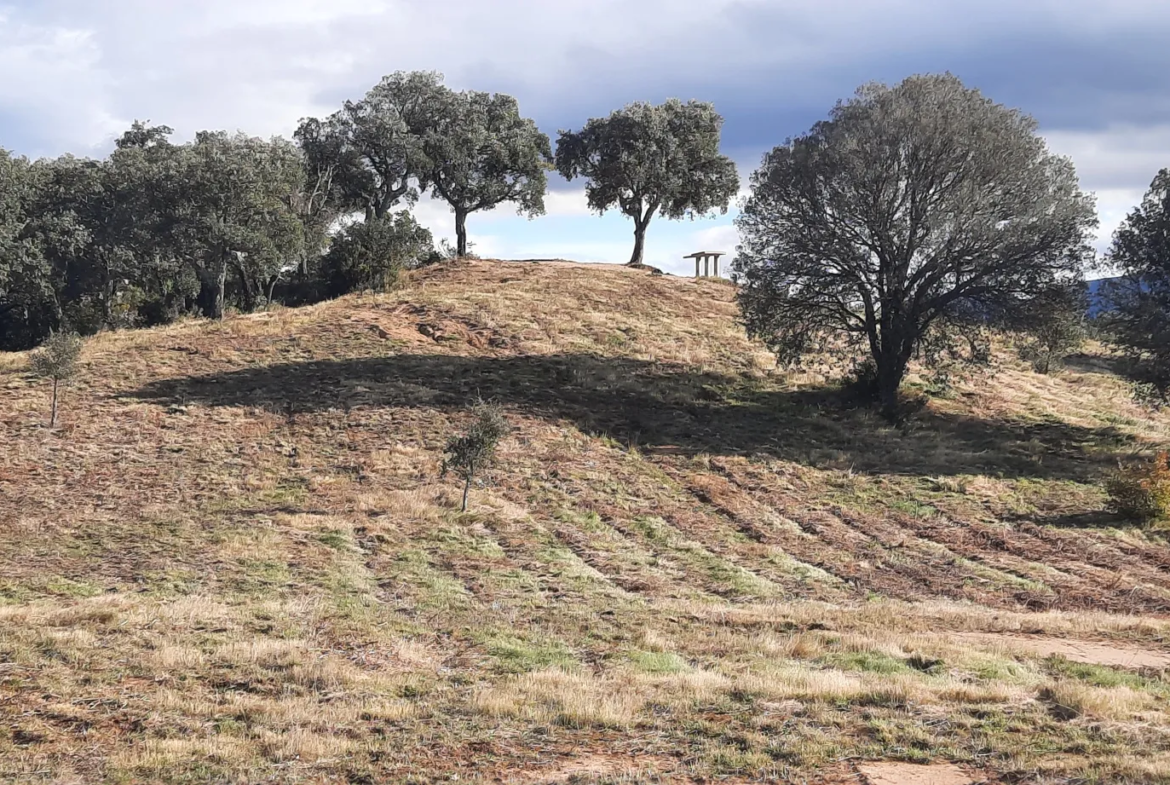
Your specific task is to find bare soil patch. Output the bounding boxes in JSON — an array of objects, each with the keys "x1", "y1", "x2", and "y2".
[
  {"x1": 858, "y1": 762, "x2": 977, "y2": 785},
  {"x1": 510, "y1": 752, "x2": 673, "y2": 783},
  {"x1": 959, "y1": 632, "x2": 1170, "y2": 668}
]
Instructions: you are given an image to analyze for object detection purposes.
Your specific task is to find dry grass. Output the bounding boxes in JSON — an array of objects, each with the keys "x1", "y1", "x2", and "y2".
[{"x1": 2, "y1": 260, "x2": 1170, "y2": 783}]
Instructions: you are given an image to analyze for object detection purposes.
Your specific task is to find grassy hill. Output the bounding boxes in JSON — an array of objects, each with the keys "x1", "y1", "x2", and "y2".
[{"x1": 2, "y1": 259, "x2": 1170, "y2": 784}]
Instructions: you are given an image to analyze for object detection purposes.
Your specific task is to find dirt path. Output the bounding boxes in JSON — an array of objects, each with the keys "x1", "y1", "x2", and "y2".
[{"x1": 958, "y1": 632, "x2": 1170, "y2": 668}]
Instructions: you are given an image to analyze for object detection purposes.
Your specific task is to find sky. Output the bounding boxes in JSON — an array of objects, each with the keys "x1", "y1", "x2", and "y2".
[{"x1": 1, "y1": 0, "x2": 1168, "y2": 277}]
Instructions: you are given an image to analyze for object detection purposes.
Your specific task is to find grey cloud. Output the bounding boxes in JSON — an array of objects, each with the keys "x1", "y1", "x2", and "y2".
[{"x1": 1, "y1": 0, "x2": 1167, "y2": 241}]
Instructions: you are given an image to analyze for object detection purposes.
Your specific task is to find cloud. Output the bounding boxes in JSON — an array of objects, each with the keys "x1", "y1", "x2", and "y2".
[
  {"x1": 1, "y1": 0, "x2": 1167, "y2": 266},
  {"x1": 0, "y1": 11, "x2": 120, "y2": 153}
]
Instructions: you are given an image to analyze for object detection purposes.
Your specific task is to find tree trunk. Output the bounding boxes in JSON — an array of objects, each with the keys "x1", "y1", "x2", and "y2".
[
  {"x1": 236, "y1": 265, "x2": 256, "y2": 313},
  {"x1": 461, "y1": 475, "x2": 472, "y2": 512},
  {"x1": 197, "y1": 264, "x2": 228, "y2": 320},
  {"x1": 455, "y1": 209, "x2": 469, "y2": 258},
  {"x1": 215, "y1": 264, "x2": 227, "y2": 320},
  {"x1": 628, "y1": 222, "x2": 647, "y2": 266},
  {"x1": 876, "y1": 352, "x2": 907, "y2": 421},
  {"x1": 50, "y1": 378, "x2": 59, "y2": 427}
]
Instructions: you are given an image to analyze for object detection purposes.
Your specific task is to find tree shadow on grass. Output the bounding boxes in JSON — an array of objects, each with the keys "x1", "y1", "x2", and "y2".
[
  {"x1": 128, "y1": 352, "x2": 1133, "y2": 481},
  {"x1": 1063, "y1": 352, "x2": 1134, "y2": 378},
  {"x1": 1037, "y1": 511, "x2": 1128, "y2": 529}
]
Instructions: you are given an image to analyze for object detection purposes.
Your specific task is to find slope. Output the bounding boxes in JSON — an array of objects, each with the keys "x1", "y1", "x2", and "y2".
[{"x1": 2, "y1": 259, "x2": 1170, "y2": 784}]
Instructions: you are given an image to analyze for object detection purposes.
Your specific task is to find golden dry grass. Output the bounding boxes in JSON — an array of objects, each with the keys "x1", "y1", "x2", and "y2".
[{"x1": 2, "y1": 259, "x2": 1170, "y2": 783}]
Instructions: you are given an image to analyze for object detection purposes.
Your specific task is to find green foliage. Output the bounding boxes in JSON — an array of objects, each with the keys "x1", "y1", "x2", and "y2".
[
  {"x1": 1015, "y1": 284, "x2": 1089, "y2": 374},
  {"x1": 441, "y1": 403, "x2": 510, "y2": 512},
  {"x1": 294, "y1": 72, "x2": 434, "y2": 222},
  {"x1": 2, "y1": 122, "x2": 308, "y2": 345},
  {"x1": 29, "y1": 330, "x2": 83, "y2": 426},
  {"x1": 0, "y1": 148, "x2": 54, "y2": 350},
  {"x1": 29, "y1": 329, "x2": 83, "y2": 382},
  {"x1": 176, "y1": 131, "x2": 306, "y2": 318},
  {"x1": 734, "y1": 73, "x2": 1097, "y2": 419},
  {"x1": 1103, "y1": 169, "x2": 1170, "y2": 399},
  {"x1": 300, "y1": 71, "x2": 549, "y2": 259},
  {"x1": 416, "y1": 85, "x2": 551, "y2": 257},
  {"x1": 1105, "y1": 451, "x2": 1170, "y2": 525},
  {"x1": 321, "y1": 212, "x2": 434, "y2": 297},
  {"x1": 555, "y1": 99, "x2": 739, "y2": 265}
]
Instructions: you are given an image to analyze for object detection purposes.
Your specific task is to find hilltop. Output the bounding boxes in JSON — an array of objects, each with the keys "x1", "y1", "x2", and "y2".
[{"x1": 2, "y1": 260, "x2": 1170, "y2": 784}]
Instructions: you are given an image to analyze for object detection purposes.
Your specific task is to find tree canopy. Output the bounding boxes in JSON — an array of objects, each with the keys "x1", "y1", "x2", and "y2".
[
  {"x1": 417, "y1": 89, "x2": 551, "y2": 257},
  {"x1": 554, "y1": 99, "x2": 739, "y2": 266},
  {"x1": 734, "y1": 74, "x2": 1097, "y2": 415},
  {"x1": 1104, "y1": 168, "x2": 1170, "y2": 400},
  {"x1": 173, "y1": 131, "x2": 306, "y2": 318},
  {"x1": 0, "y1": 125, "x2": 318, "y2": 347},
  {"x1": 296, "y1": 72, "x2": 439, "y2": 223}
]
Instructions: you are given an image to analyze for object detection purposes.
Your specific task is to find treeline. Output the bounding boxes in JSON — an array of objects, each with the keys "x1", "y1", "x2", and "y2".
[
  {"x1": 0, "y1": 71, "x2": 739, "y2": 351},
  {"x1": 0, "y1": 72, "x2": 542, "y2": 350}
]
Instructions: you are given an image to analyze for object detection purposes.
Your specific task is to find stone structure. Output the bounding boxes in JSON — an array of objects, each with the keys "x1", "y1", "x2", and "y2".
[{"x1": 685, "y1": 251, "x2": 725, "y2": 277}]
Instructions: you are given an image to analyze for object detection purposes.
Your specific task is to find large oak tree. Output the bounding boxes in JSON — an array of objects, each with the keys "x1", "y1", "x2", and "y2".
[
  {"x1": 416, "y1": 88, "x2": 551, "y2": 258},
  {"x1": 555, "y1": 99, "x2": 739, "y2": 266},
  {"x1": 734, "y1": 74, "x2": 1097, "y2": 415}
]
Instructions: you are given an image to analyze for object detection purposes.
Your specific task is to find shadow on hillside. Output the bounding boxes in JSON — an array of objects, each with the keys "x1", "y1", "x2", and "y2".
[
  {"x1": 129, "y1": 352, "x2": 1133, "y2": 481},
  {"x1": 1038, "y1": 511, "x2": 1129, "y2": 529},
  {"x1": 1062, "y1": 352, "x2": 1133, "y2": 378}
]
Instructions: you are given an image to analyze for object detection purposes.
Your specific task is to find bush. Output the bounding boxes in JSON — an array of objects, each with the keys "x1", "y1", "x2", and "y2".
[
  {"x1": 320, "y1": 212, "x2": 434, "y2": 297},
  {"x1": 840, "y1": 357, "x2": 880, "y2": 403},
  {"x1": 1105, "y1": 452, "x2": 1170, "y2": 525},
  {"x1": 1013, "y1": 284, "x2": 1088, "y2": 375}
]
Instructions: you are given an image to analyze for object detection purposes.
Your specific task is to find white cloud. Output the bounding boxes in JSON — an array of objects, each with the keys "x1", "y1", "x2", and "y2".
[
  {"x1": 0, "y1": 12, "x2": 120, "y2": 153},
  {"x1": 3, "y1": 0, "x2": 1168, "y2": 269},
  {"x1": 1044, "y1": 125, "x2": 1170, "y2": 191},
  {"x1": 1043, "y1": 125, "x2": 1168, "y2": 253}
]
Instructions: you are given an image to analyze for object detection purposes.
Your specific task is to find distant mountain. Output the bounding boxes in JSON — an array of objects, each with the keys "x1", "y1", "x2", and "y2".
[{"x1": 1087, "y1": 276, "x2": 1123, "y2": 317}]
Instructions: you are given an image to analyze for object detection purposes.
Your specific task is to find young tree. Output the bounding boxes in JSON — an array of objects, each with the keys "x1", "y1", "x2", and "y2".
[
  {"x1": 555, "y1": 99, "x2": 739, "y2": 266},
  {"x1": 734, "y1": 74, "x2": 1097, "y2": 417},
  {"x1": 418, "y1": 89, "x2": 551, "y2": 257},
  {"x1": 441, "y1": 403, "x2": 510, "y2": 512},
  {"x1": 1104, "y1": 168, "x2": 1170, "y2": 400},
  {"x1": 1015, "y1": 283, "x2": 1088, "y2": 374},
  {"x1": 29, "y1": 329, "x2": 83, "y2": 426}
]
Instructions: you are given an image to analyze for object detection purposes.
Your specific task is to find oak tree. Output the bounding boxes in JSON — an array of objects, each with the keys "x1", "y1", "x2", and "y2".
[
  {"x1": 735, "y1": 74, "x2": 1096, "y2": 416},
  {"x1": 417, "y1": 88, "x2": 551, "y2": 258},
  {"x1": 555, "y1": 99, "x2": 739, "y2": 266}
]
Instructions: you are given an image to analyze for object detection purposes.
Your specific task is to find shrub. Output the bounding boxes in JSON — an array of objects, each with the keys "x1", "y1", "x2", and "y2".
[
  {"x1": 1014, "y1": 284, "x2": 1088, "y2": 374},
  {"x1": 320, "y1": 212, "x2": 434, "y2": 297},
  {"x1": 840, "y1": 357, "x2": 880, "y2": 403},
  {"x1": 1105, "y1": 452, "x2": 1170, "y2": 525},
  {"x1": 442, "y1": 403, "x2": 510, "y2": 512},
  {"x1": 29, "y1": 330, "x2": 84, "y2": 427}
]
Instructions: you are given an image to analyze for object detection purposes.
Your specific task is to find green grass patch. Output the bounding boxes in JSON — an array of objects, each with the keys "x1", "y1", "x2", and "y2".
[
  {"x1": 479, "y1": 631, "x2": 576, "y2": 673},
  {"x1": 628, "y1": 649, "x2": 691, "y2": 674},
  {"x1": 823, "y1": 650, "x2": 911, "y2": 675},
  {"x1": 316, "y1": 530, "x2": 352, "y2": 550}
]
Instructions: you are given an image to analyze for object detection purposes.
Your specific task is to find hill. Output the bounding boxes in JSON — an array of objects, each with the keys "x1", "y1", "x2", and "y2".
[{"x1": 2, "y1": 260, "x2": 1170, "y2": 784}]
